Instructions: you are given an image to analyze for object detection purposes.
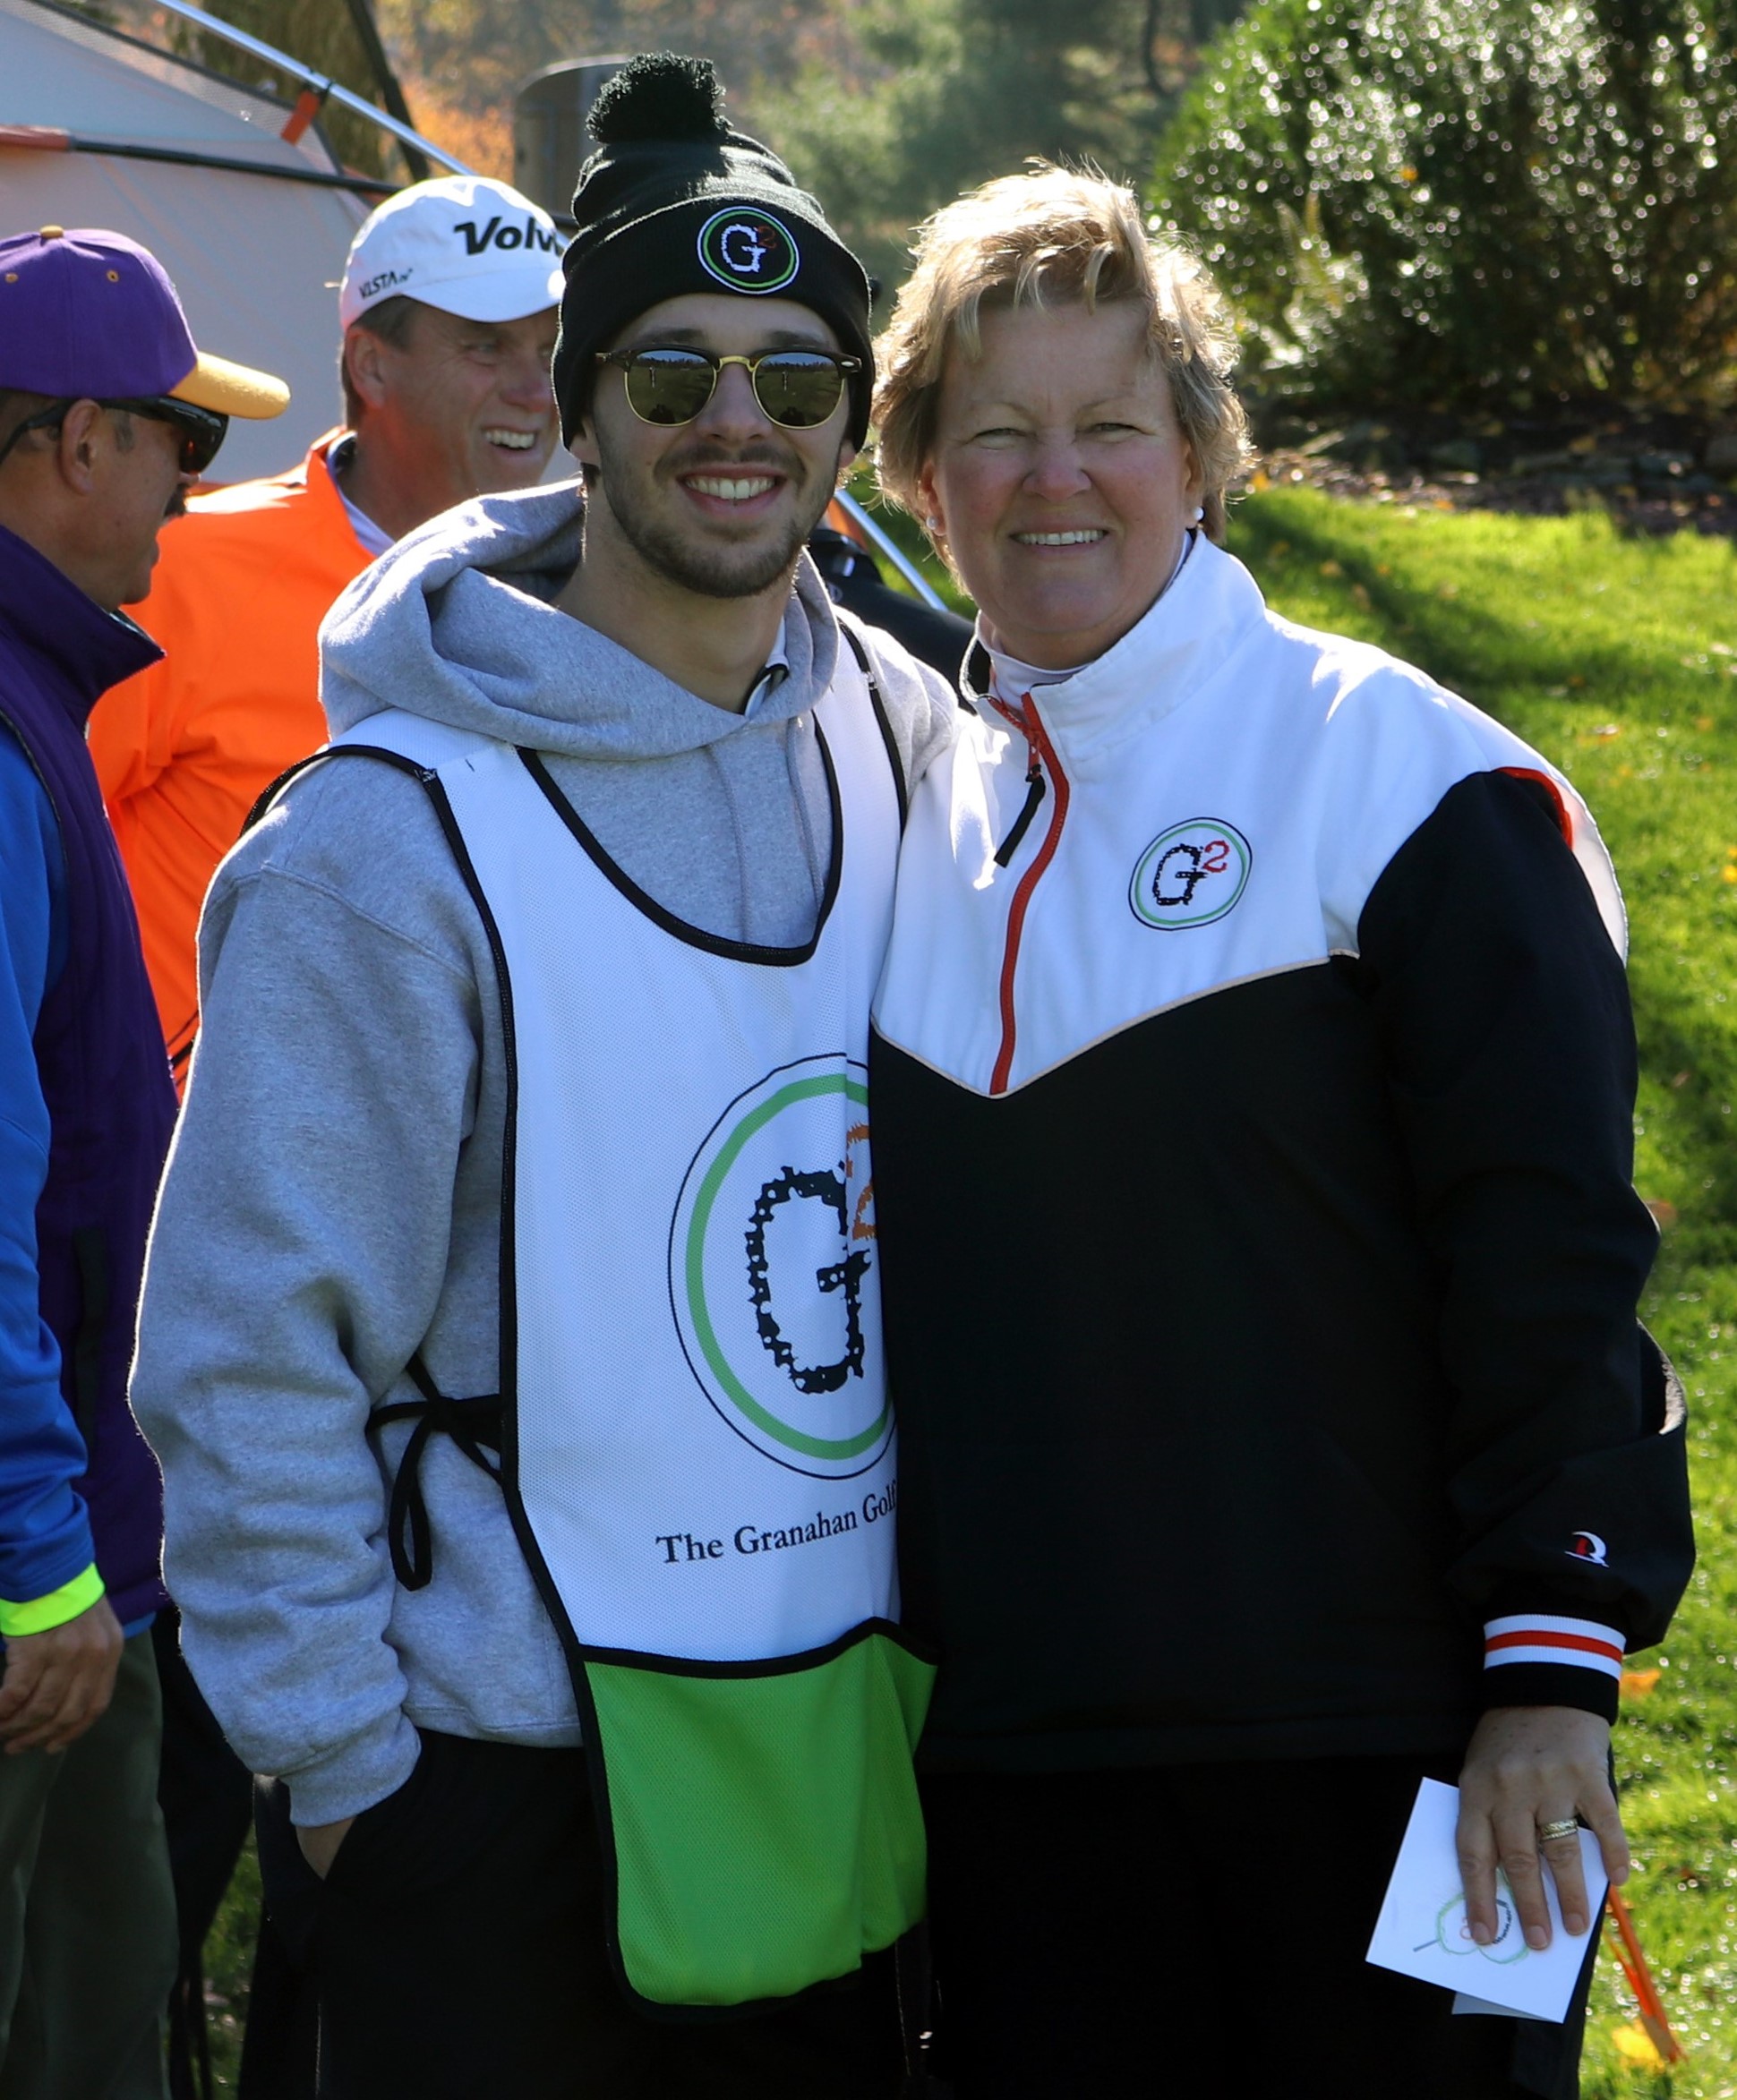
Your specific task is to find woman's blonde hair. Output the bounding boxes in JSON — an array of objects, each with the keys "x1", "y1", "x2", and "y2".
[{"x1": 873, "y1": 166, "x2": 1251, "y2": 542}]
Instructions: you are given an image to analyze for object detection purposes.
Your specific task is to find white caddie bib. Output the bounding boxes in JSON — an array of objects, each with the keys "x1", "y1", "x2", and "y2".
[{"x1": 329, "y1": 632, "x2": 933, "y2": 2012}]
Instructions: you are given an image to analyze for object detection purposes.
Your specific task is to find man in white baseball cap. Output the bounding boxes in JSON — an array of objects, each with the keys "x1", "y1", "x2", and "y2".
[
  {"x1": 339, "y1": 173, "x2": 564, "y2": 330},
  {"x1": 83, "y1": 172, "x2": 561, "y2": 2091},
  {"x1": 331, "y1": 175, "x2": 565, "y2": 534},
  {"x1": 91, "y1": 174, "x2": 564, "y2": 1090}
]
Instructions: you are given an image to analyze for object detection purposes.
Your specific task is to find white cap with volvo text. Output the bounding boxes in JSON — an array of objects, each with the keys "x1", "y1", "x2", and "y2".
[{"x1": 338, "y1": 175, "x2": 565, "y2": 330}]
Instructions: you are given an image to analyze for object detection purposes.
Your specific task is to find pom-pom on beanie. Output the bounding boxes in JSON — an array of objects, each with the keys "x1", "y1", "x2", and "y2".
[{"x1": 552, "y1": 54, "x2": 873, "y2": 448}]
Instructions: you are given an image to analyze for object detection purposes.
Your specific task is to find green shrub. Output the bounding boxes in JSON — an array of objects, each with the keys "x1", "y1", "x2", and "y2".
[{"x1": 1151, "y1": 0, "x2": 1737, "y2": 412}]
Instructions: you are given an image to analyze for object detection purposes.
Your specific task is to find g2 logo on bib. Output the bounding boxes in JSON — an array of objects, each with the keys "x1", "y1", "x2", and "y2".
[
  {"x1": 670, "y1": 1057, "x2": 890, "y2": 1478},
  {"x1": 696, "y1": 208, "x2": 800, "y2": 295},
  {"x1": 1129, "y1": 819, "x2": 1252, "y2": 931}
]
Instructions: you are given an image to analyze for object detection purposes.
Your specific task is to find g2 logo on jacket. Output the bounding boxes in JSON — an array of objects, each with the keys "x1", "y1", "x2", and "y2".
[
  {"x1": 696, "y1": 208, "x2": 800, "y2": 294},
  {"x1": 670, "y1": 1056, "x2": 891, "y2": 1478},
  {"x1": 1129, "y1": 818, "x2": 1252, "y2": 931}
]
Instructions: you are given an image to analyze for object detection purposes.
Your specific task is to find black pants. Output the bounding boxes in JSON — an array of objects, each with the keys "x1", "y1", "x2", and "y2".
[
  {"x1": 920, "y1": 1755, "x2": 1596, "y2": 2100},
  {"x1": 153, "y1": 1608, "x2": 316, "y2": 2100},
  {"x1": 256, "y1": 1730, "x2": 910, "y2": 2100},
  {"x1": 152, "y1": 1609, "x2": 253, "y2": 2097}
]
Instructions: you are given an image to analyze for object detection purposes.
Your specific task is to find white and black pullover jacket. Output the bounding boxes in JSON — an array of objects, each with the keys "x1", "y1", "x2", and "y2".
[{"x1": 870, "y1": 536, "x2": 1692, "y2": 1773}]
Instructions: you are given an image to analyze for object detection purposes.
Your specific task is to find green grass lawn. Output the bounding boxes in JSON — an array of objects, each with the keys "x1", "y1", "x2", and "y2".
[{"x1": 201, "y1": 490, "x2": 1737, "y2": 2094}]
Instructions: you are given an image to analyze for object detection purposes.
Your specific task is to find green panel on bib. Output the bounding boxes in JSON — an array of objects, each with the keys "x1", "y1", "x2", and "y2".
[{"x1": 585, "y1": 1626, "x2": 935, "y2": 2006}]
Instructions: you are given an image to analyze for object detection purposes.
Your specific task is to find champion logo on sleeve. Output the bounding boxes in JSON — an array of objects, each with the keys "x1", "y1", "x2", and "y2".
[{"x1": 1483, "y1": 1614, "x2": 1625, "y2": 1678}]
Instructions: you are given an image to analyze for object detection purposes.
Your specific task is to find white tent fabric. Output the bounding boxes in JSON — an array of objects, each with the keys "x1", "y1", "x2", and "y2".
[{"x1": 0, "y1": 0, "x2": 369, "y2": 480}]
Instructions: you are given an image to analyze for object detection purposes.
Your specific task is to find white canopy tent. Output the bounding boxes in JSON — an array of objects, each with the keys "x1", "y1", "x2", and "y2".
[{"x1": 0, "y1": 0, "x2": 381, "y2": 481}]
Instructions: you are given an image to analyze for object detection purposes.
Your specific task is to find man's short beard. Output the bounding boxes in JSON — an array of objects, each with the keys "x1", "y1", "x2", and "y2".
[{"x1": 595, "y1": 443, "x2": 833, "y2": 600}]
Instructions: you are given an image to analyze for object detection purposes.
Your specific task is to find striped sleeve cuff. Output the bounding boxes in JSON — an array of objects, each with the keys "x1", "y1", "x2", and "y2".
[
  {"x1": 0, "y1": 1563, "x2": 107, "y2": 1639},
  {"x1": 1485, "y1": 1613, "x2": 1625, "y2": 1676},
  {"x1": 1480, "y1": 1613, "x2": 1626, "y2": 1720}
]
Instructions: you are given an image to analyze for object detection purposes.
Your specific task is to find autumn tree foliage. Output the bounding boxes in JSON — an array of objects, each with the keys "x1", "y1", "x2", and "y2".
[
  {"x1": 88, "y1": 0, "x2": 1249, "y2": 299},
  {"x1": 371, "y1": 0, "x2": 1248, "y2": 293}
]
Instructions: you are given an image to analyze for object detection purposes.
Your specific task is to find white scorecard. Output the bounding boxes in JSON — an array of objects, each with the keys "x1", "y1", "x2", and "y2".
[{"x1": 1365, "y1": 1777, "x2": 1607, "y2": 2022}]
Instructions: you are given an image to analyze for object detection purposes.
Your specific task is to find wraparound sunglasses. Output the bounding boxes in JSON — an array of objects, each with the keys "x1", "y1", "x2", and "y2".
[
  {"x1": 0, "y1": 393, "x2": 228, "y2": 475},
  {"x1": 595, "y1": 347, "x2": 861, "y2": 430}
]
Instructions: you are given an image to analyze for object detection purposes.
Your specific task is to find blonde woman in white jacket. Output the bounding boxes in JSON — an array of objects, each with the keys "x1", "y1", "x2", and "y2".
[{"x1": 866, "y1": 166, "x2": 1690, "y2": 2100}]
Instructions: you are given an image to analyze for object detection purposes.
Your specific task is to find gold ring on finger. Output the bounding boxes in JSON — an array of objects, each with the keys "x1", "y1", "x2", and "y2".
[{"x1": 1536, "y1": 1817, "x2": 1579, "y2": 1845}]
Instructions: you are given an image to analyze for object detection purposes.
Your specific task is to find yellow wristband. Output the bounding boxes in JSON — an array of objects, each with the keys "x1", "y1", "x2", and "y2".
[{"x1": 0, "y1": 1565, "x2": 107, "y2": 1638}]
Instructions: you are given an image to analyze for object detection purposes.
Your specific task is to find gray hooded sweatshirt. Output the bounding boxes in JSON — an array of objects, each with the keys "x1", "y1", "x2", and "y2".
[{"x1": 131, "y1": 482, "x2": 957, "y2": 1827}]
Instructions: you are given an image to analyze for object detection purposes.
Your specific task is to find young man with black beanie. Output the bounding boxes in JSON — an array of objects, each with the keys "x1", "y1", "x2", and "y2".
[{"x1": 132, "y1": 55, "x2": 957, "y2": 2099}]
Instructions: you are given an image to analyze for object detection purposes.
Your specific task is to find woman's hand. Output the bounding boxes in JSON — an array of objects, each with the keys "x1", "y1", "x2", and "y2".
[{"x1": 1456, "y1": 1705, "x2": 1626, "y2": 1950}]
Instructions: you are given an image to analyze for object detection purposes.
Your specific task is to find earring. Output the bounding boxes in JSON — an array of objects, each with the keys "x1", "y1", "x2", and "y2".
[
  {"x1": 925, "y1": 515, "x2": 943, "y2": 532},
  {"x1": 1190, "y1": 505, "x2": 1204, "y2": 524}
]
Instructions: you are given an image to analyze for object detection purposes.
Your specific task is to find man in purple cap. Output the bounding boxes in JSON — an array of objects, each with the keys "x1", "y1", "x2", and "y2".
[{"x1": 0, "y1": 224, "x2": 285, "y2": 2096}]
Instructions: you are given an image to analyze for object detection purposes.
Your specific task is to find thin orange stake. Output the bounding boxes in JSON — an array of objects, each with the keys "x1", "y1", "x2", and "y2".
[{"x1": 1604, "y1": 1888, "x2": 1686, "y2": 2063}]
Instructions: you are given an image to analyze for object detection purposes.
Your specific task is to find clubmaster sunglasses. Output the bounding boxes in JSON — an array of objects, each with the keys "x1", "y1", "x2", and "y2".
[
  {"x1": 595, "y1": 347, "x2": 861, "y2": 431},
  {"x1": 0, "y1": 394, "x2": 228, "y2": 475}
]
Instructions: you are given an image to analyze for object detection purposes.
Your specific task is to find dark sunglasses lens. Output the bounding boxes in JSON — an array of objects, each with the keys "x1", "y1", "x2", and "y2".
[
  {"x1": 121, "y1": 398, "x2": 226, "y2": 474},
  {"x1": 178, "y1": 418, "x2": 224, "y2": 475},
  {"x1": 181, "y1": 405, "x2": 227, "y2": 475},
  {"x1": 751, "y1": 354, "x2": 844, "y2": 429},
  {"x1": 623, "y1": 352, "x2": 716, "y2": 426}
]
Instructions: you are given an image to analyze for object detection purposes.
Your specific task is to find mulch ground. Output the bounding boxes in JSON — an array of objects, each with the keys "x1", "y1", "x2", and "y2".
[{"x1": 1243, "y1": 404, "x2": 1737, "y2": 541}]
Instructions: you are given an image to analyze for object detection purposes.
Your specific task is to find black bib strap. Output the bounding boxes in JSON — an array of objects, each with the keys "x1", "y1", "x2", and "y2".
[
  {"x1": 366, "y1": 1354, "x2": 504, "y2": 1591},
  {"x1": 838, "y1": 619, "x2": 910, "y2": 829}
]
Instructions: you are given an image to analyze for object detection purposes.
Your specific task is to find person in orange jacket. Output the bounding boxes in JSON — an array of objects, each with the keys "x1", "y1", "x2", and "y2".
[{"x1": 90, "y1": 175, "x2": 563, "y2": 1085}]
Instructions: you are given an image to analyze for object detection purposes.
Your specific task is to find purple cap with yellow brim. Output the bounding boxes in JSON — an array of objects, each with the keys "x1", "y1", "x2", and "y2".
[{"x1": 0, "y1": 225, "x2": 289, "y2": 417}]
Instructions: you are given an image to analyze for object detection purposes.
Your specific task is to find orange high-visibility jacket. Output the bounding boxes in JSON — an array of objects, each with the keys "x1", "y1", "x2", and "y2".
[{"x1": 90, "y1": 432, "x2": 374, "y2": 1084}]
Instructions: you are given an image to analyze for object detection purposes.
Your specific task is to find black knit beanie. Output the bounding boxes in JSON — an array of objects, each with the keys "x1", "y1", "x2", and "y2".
[{"x1": 552, "y1": 54, "x2": 873, "y2": 448}]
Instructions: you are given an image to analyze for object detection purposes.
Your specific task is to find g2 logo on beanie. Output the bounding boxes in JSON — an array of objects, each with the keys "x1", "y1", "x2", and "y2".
[{"x1": 697, "y1": 208, "x2": 800, "y2": 295}]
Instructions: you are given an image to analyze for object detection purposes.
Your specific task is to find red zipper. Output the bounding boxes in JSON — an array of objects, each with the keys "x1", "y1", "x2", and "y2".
[{"x1": 989, "y1": 692, "x2": 1070, "y2": 1095}]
